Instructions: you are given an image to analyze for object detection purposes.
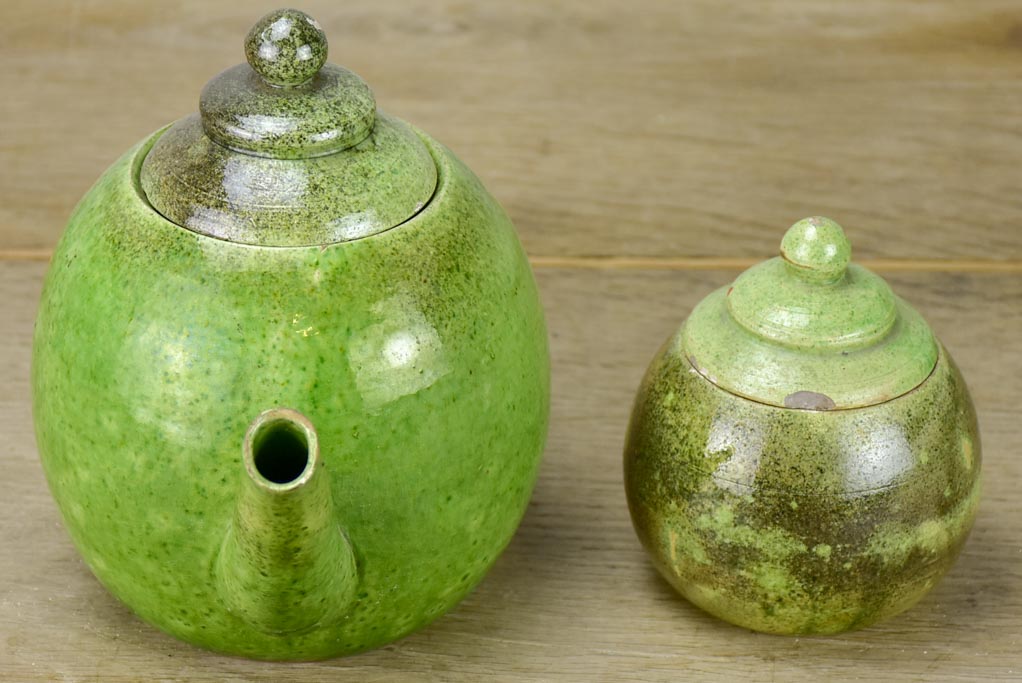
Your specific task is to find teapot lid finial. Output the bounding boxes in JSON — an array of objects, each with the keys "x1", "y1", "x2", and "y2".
[
  {"x1": 197, "y1": 9, "x2": 376, "y2": 159},
  {"x1": 244, "y1": 9, "x2": 328, "y2": 87},
  {"x1": 681, "y1": 216, "x2": 938, "y2": 410},
  {"x1": 139, "y1": 8, "x2": 438, "y2": 247}
]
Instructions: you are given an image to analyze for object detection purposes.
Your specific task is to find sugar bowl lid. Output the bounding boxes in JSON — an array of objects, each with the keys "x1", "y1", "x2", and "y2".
[
  {"x1": 682, "y1": 217, "x2": 938, "y2": 410},
  {"x1": 140, "y1": 8, "x2": 436, "y2": 247}
]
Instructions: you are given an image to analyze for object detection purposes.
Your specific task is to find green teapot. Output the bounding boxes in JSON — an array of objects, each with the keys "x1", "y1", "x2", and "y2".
[
  {"x1": 32, "y1": 9, "x2": 548, "y2": 660},
  {"x1": 625, "y1": 217, "x2": 981, "y2": 634}
]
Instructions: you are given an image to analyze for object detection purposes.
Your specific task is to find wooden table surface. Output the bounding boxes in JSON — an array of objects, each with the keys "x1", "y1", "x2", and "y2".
[{"x1": 2, "y1": 1, "x2": 1020, "y2": 681}]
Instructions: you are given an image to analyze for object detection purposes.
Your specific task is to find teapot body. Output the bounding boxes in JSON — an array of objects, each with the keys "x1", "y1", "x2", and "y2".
[
  {"x1": 32, "y1": 127, "x2": 549, "y2": 659},
  {"x1": 624, "y1": 325, "x2": 980, "y2": 634}
]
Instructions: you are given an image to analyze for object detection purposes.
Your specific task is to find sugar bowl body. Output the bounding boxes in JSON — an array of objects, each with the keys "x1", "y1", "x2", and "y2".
[{"x1": 625, "y1": 218, "x2": 980, "y2": 634}]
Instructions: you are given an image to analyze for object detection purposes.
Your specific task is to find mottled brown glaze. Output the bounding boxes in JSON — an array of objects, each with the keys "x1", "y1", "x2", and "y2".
[{"x1": 625, "y1": 332, "x2": 981, "y2": 635}]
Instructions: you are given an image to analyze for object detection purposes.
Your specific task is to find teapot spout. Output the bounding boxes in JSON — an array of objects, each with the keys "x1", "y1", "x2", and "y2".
[{"x1": 215, "y1": 408, "x2": 357, "y2": 635}]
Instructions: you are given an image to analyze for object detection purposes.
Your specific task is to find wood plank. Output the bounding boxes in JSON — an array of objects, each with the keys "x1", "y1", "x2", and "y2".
[
  {"x1": 2, "y1": 0, "x2": 1022, "y2": 259},
  {"x1": 2, "y1": 261, "x2": 1020, "y2": 681}
]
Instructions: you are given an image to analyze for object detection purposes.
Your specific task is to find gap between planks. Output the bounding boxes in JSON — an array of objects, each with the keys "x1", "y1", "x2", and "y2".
[
  {"x1": 1, "y1": 249, "x2": 1021, "y2": 273},
  {"x1": 529, "y1": 256, "x2": 1022, "y2": 273}
]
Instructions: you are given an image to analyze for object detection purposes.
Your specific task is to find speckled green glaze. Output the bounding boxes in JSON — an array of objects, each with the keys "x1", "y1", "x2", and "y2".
[
  {"x1": 624, "y1": 219, "x2": 981, "y2": 635},
  {"x1": 144, "y1": 9, "x2": 433, "y2": 247},
  {"x1": 244, "y1": 9, "x2": 328, "y2": 87},
  {"x1": 216, "y1": 408, "x2": 359, "y2": 636},
  {"x1": 200, "y1": 63, "x2": 376, "y2": 160},
  {"x1": 204, "y1": 9, "x2": 375, "y2": 158},
  {"x1": 32, "y1": 124, "x2": 549, "y2": 659},
  {"x1": 141, "y1": 113, "x2": 436, "y2": 247}
]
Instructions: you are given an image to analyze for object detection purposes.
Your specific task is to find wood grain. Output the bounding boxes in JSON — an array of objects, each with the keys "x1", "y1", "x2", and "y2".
[
  {"x1": 2, "y1": 261, "x2": 1020, "y2": 682},
  {"x1": 3, "y1": 1, "x2": 1022, "y2": 680},
  {"x1": 2, "y1": 0, "x2": 1022, "y2": 258}
]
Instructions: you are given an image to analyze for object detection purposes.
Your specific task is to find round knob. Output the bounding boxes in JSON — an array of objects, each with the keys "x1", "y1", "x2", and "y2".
[
  {"x1": 780, "y1": 216, "x2": 851, "y2": 284},
  {"x1": 245, "y1": 9, "x2": 328, "y2": 87}
]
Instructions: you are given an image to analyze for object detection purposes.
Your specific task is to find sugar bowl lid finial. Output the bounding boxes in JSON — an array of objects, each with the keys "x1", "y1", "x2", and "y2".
[{"x1": 779, "y1": 216, "x2": 851, "y2": 284}]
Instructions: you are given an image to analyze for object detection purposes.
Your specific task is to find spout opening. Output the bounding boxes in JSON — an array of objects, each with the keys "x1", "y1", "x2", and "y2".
[
  {"x1": 255, "y1": 423, "x2": 308, "y2": 483},
  {"x1": 243, "y1": 408, "x2": 319, "y2": 491}
]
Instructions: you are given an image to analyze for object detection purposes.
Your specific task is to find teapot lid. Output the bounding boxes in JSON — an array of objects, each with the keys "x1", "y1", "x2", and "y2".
[
  {"x1": 140, "y1": 8, "x2": 436, "y2": 247},
  {"x1": 681, "y1": 217, "x2": 938, "y2": 410}
]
